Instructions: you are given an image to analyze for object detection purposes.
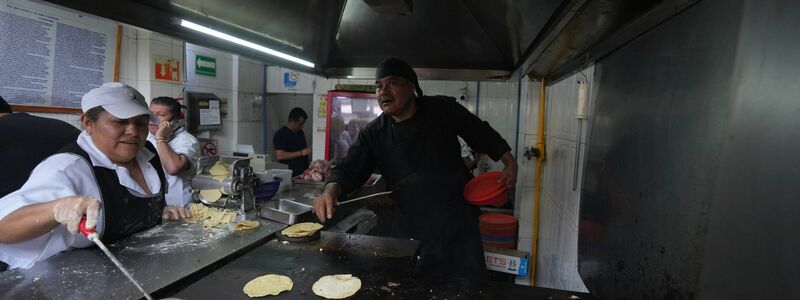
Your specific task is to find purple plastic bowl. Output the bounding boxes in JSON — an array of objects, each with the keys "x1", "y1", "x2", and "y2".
[{"x1": 255, "y1": 177, "x2": 282, "y2": 201}]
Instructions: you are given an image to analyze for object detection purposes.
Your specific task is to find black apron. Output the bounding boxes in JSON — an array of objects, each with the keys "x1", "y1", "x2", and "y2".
[
  {"x1": 375, "y1": 107, "x2": 487, "y2": 281},
  {"x1": 59, "y1": 142, "x2": 166, "y2": 243}
]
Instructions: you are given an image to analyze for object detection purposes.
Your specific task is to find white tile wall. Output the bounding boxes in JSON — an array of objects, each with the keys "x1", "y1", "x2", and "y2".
[
  {"x1": 513, "y1": 67, "x2": 594, "y2": 291},
  {"x1": 424, "y1": 80, "x2": 446, "y2": 96}
]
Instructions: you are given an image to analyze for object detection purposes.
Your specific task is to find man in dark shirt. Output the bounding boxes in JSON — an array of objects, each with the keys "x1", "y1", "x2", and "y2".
[
  {"x1": 0, "y1": 96, "x2": 81, "y2": 198},
  {"x1": 273, "y1": 107, "x2": 311, "y2": 176},
  {"x1": 312, "y1": 58, "x2": 518, "y2": 280}
]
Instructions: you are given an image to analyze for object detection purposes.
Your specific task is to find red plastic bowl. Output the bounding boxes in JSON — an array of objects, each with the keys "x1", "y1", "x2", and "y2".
[
  {"x1": 470, "y1": 191, "x2": 508, "y2": 206},
  {"x1": 479, "y1": 213, "x2": 518, "y2": 226},
  {"x1": 464, "y1": 171, "x2": 505, "y2": 201}
]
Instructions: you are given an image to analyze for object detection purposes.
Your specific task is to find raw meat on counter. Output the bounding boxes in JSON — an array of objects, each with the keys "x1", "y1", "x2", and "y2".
[{"x1": 297, "y1": 159, "x2": 332, "y2": 182}]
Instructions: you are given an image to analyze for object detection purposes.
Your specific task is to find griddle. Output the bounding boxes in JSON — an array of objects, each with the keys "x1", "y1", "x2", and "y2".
[{"x1": 172, "y1": 232, "x2": 593, "y2": 299}]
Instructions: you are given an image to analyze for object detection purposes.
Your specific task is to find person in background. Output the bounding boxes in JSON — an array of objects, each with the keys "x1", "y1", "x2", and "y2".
[
  {"x1": 0, "y1": 83, "x2": 187, "y2": 270},
  {"x1": 313, "y1": 57, "x2": 518, "y2": 280},
  {"x1": 0, "y1": 96, "x2": 80, "y2": 199},
  {"x1": 273, "y1": 107, "x2": 311, "y2": 176},
  {"x1": 147, "y1": 96, "x2": 200, "y2": 208}
]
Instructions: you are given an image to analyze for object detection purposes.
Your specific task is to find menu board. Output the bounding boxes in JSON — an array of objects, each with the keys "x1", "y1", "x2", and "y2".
[{"x1": 0, "y1": 0, "x2": 117, "y2": 110}]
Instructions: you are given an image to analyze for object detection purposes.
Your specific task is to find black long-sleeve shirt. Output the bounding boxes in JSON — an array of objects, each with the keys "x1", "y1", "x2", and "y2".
[{"x1": 327, "y1": 95, "x2": 511, "y2": 280}]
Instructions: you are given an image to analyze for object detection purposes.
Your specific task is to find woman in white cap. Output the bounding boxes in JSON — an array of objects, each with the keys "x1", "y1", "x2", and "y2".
[{"x1": 0, "y1": 82, "x2": 187, "y2": 270}]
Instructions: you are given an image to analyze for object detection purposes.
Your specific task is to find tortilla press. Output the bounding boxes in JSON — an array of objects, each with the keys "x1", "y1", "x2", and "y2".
[
  {"x1": 191, "y1": 156, "x2": 259, "y2": 217},
  {"x1": 275, "y1": 229, "x2": 321, "y2": 243}
]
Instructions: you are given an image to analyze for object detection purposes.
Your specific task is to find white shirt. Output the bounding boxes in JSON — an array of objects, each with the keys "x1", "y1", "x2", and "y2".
[
  {"x1": 147, "y1": 127, "x2": 199, "y2": 207},
  {"x1": 0, "y1": 131, "x2": 161, "y2": 269}
]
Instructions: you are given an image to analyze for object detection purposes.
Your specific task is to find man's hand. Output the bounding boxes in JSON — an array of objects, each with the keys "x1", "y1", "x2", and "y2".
[
  {"x1": 301, "y1": 147, "x2": 311, "y2": 156},
  {"x1": 162, "y1": 206, "x2": 189, "y2": 221},
  {"x1": 52, "y1": 196, "x2": 101, "y2": 234},
  {"x1": 313, "y1": 183, "x2": 340, "y2": 222},
  {"x1": 497, "y1": 152, "x2": 518, "y2": 189},
  {"x1": 155, "y1": 120, "x2": 173, "y2": 140}
]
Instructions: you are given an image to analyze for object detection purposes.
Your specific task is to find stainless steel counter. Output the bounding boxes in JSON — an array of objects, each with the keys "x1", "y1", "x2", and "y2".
[
  {"x1": 0, "y1": 183, "x2": 373, "y2": 300},
  {"x1": 0, "y1": 217, "x2": 285, "y2": 300}
]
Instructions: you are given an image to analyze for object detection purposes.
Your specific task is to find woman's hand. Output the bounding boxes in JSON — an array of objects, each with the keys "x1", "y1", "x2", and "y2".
[
  {"x1": 162, "y1": 205, "x2": 189, "y2": 221},
  {"x1": 52, "y1": 196, "x2": 101, "y2": 234}
]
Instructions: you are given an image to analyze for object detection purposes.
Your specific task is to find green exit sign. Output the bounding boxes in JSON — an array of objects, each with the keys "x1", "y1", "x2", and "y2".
[{"x1": 195, "y1": 55, "x2": 216, "y2": 77}]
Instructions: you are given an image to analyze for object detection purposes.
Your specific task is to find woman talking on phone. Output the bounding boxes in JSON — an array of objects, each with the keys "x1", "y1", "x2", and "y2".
[{"x1": 147, "y1": 96, "x2": 200, "y2": 208}]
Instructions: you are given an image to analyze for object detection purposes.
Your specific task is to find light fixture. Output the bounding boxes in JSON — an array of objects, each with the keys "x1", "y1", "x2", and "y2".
[{"x1": 180, "y1": 19, "x2": 314, "y2": 68}]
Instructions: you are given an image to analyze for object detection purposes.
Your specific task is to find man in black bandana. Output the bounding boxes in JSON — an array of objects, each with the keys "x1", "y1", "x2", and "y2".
[{"x1": 313, "y1": 57, "x2": 518, "y2": 280}]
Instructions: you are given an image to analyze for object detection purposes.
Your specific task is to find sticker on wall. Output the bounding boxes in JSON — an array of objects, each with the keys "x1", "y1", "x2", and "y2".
[
  {"x1": 318, "y1": 95, "x2": 327, "y2": 118},
  {"x1": 199, "y1": 139, "x2": 218, "y2": 156},
  {"x1": 153, "y1": 55, "x2": 181, "y2": 83},
  {"x1": 195, "y1": 54, "x2": 217, "y2": 77},
  {"x1": 283, "y1": 71, "x2": 299, "y2": 88}
]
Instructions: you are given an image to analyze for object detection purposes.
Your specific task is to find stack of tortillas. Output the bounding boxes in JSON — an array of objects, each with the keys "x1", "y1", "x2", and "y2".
[
  {"x1": 242, "y1": 274, "x2": 293, "y2": 297},
  {"x1": 281, "y1": 222, "x2": 323, "y2": 237},
  {"x1": 199, "y1": 161, "x2": 231, "y2": 203},
  {"x1": 312, "y1": 274, "x2": 362, "y2": 299},
  {"x1": 209, "y1": 161, "x2": 230, "y2": 181}
]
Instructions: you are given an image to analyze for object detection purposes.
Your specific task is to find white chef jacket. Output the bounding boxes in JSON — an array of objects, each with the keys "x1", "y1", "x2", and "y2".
[
  {"x1": 0, "y1": 131, "x2": 161, "y2": 269},
  {"x1": 147, "y1": 127, "x2": 199, "y2": 207}
]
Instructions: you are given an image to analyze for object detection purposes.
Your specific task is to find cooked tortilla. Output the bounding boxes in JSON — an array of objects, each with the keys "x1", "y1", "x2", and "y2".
[
  {"x1": 281, "y1": 222, "x2": 323, "y2": 237},
  {"x1": 312, "y1": 274, "x2": 361, "y2": 299},
  {"x1": 243, "y1": 274, "x2": 293, "y2": 297}
]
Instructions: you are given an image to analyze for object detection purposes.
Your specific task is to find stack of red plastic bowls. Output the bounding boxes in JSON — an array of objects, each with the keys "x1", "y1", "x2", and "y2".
[
  {"x1": 479, "y1": 213, "x2": 518, "y2": 249},
  {"x1": 464, "y1": 171, "x2": 508, "y2": 207}
]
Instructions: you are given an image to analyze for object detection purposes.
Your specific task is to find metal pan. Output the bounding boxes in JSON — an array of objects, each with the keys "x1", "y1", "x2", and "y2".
[{"x1": 259, "y1": 198, "x2": 313, "y2": 224}]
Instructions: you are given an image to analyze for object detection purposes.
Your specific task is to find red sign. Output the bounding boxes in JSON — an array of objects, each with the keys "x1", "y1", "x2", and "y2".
[
  {"x1": 154, "y1": 56, "x2": 180, "y2": 82},
  {"x1": 202, "y1": 141, "x2": 217, "y2": 156}
]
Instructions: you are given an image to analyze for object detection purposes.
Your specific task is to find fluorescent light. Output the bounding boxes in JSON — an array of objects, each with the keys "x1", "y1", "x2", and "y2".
[{"x1": 180, "y1": 19, "x2": 314, "y2": 68}]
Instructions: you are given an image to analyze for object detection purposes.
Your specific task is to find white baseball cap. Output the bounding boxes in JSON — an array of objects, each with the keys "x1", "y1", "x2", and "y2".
[{"x1": 81, "y1": 82, "x2": 158, "y2": 124}]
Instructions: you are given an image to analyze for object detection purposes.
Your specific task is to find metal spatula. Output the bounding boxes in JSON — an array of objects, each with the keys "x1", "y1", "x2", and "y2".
[
  {"x1": 79, "y1": 219, "x2": 154, "y2": 300},
  {"x1": 336, "y1": 173, "x2": 421, "y2": 206},
  {"x1": 336, "y1": 191, "x2": 393, "y2": 205}
]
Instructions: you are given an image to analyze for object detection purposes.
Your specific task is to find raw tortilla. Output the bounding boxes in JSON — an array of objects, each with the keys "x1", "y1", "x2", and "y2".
[
  {"x1": 242, "y1": 274, "x2": 293, "y2": 297},
  {"x1": 281, "y1": 222, "x2": 323, "y2": 237},
  {"x1": 199, "y1": 189, "x2": 223, "y2": 203},
  {"x1": 312, "y1": 274, "x2": 361, "y2": 299},
  {"x1": 185, "y1": 204, "x2": 237, "y2": 229},
  {"x1": 236, "y1": 220, "x2": 260, "y2": 232},
  {"x1": 209, "y1": 161, "x2": 230, "y2": 176}
]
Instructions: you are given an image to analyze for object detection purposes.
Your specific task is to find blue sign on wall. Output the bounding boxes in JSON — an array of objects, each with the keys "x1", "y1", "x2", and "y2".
[{"x1": 283, "y1": 71, "x2": 298, "y2": 88}]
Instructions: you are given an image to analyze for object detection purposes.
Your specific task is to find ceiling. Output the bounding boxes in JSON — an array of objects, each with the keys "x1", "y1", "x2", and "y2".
[{"x1": 44, "y1": 0, "x2": 689, "y2": 81}]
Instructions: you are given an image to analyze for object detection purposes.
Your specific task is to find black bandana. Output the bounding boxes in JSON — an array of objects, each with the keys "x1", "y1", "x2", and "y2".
[{"x1": 375, "y1": 57, "x2": 424, "y2": 98}]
